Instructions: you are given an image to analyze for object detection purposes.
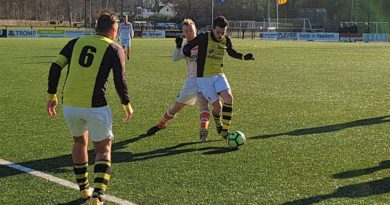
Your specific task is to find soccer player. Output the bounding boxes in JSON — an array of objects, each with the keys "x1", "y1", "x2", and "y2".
[
  {"x1": 146, "y1": 19, "x2": 212, "y2": 142},
  {"x1": 47, "y1": 11, "x2": 133, "y2": 205},
  {"x1": 183, "y1": 16, "x2": 254, "y2": 139},
  {"x1": 118, "y1": 15, "x2": 134, "y2": 60}
]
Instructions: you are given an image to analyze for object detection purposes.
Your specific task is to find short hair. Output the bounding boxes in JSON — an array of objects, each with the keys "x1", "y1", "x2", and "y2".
[
  {"x1": 213, "y1": 16, "x2": 228, "y2": 29},
  {"x1": 182, "y1": 18, "x2": 195, "y2": 27},
  {"x1": 96, "y1": 10, "x2": 118, "y2": 33}
]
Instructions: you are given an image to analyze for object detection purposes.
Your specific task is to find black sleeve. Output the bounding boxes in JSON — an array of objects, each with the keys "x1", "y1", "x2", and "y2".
[
  {"x1": 47, "y1": 64, "x2": 62, "y2": 94},
  {"x1": 183, "y1": 33, "x2": 207, "y2": 57},
  {"x1": 226, "y1": 37, "x2": 243, "y2": 60},
  {"x1": 59, "y1": 38, "x2": 77, "y2": 60},
  {"x1": 47, "y1": 39, "x2": 77, "y2": 94},
  {"x1": 109, "y1": 44, "x2": 131, "y2": 105}
]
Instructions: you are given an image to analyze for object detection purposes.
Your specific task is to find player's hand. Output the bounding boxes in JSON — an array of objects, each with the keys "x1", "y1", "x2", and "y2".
[
  {"x1": 122, "y1": 104, "x2": 134, "y2": 123},
  {"x1": 243, "y1": 53, "x2": 254, "y2": 60},
  {"x1": 47, "y1": 100, "x2": 58, "y2": 117},
  {"x1": 175, "y1": 36, "x2": 183, "y2": 49},
  {"x1": 124, "y1": 108, "x2": 133, "y2": 123}
]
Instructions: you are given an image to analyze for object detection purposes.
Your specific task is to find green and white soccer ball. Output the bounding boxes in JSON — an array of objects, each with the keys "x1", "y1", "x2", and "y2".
[{"x1": 227, "y1": 131, "x2": 246, "y2": 149}]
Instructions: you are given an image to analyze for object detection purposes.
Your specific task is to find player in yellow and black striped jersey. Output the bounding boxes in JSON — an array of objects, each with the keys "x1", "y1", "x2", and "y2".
[
  {"x1": 183, "y1": 16, "x2": 254, "y2": 140},
  {"x1": 47, "y1": 11, "x2": 133, "y2": 205}
]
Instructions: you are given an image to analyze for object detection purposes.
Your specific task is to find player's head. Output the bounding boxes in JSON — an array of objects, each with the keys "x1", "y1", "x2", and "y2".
[
  {"x1": 182, "y1": 19, "x2": 197, "y2": 41},
  {"x1": 122, "y1": 15, "x2": 128, "y2": 23},
  {"x1": 96, "y1": 10, "x2": 119, "y2": 40},
  {"x1": 212, "y1": 16, "x2": 228, "y2": 41}
]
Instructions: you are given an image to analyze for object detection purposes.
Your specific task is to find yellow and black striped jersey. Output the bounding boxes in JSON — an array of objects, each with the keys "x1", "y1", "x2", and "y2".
[
  {"x1": 183, "y1": 32, "x2": 243, "y2": 77},
  {"x1": 48, "y1": 34, "x2": 130, "y2": 108}
]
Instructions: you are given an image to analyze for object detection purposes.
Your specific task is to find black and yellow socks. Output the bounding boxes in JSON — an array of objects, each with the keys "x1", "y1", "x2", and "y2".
[
  {"x1": 221, "y1": 102, "x2": 233, "y2": 134},
  {"x1": 92, "y1": 160, "x2": 112, "y2": 202},
  {"x1": 73, "y1": 163, "x2": 90, "y2": 191}
]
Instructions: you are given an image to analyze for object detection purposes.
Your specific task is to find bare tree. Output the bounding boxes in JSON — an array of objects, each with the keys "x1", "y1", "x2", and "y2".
[{"x1": 0, "y1": 0, "x2": 389, "y2": 29}]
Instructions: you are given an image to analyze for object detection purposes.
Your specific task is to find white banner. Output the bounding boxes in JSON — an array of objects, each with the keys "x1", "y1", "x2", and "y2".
[
  {"x1": 7, "y1": 29, "x2": 37, "y2": 38},
  {"x1": 277, "y1": 32, "x2": 298, "y2": 40},
  {"x1": 65, "y1": 30, "x2": 95, "y2": 38},
  {"x1": 298, "y1": 32, "x2": 339, "y2": 42},
  {"x1": 260, "y1": 32, "x2": 278, "y2": 40},
  {"x1": 37, "y1": 30, "x2": 65, "y2": 38},
  {"x1": 362, "y1": 33, "x2": 388, "y2": 42},
  {"x1": 142, "y1": 31, "x2": 165, "y2": 38},
  {"x1": 260, "y1": 32, "x2": 299, "y2": 41}
]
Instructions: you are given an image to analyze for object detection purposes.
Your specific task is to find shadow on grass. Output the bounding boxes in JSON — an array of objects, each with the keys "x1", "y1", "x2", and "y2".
[
  {"x1": 0, "y1": 133, "x2": 231, "y2": 178},
  {"x1": 251, "y1": 116, "x2": 390, "y2": 204},
  {"x1": 57, "y1": 198, "x2": 87, "y2": 205},
  {"x1": 282, "y1": 176, "x2": 390, "y2": 205},
  {"x1": 112, "y1": 139, "x2": 233, "y2": 163},
  {"x1": 250, "y1": 115, "x2": 390, "y2": 140},
  {"x1": 333, "y1": 160, "x2": 390, "y2": 179},
  {"x1": 0, "y1": 134, "x2": 155, "y2": 178},
  {"x1": 0, "y1": 132, "x2": 232, "y2": 204}
]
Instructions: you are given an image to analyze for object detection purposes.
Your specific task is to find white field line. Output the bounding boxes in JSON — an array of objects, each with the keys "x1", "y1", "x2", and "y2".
[{"x1": 0, "y1": 159, "x2": 137, "y2": 205}]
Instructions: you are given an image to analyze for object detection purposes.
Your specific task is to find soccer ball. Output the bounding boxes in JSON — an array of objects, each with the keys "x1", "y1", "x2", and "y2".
[{"x1": 227, "y1": 131, "x2": 246, "y2": 149}]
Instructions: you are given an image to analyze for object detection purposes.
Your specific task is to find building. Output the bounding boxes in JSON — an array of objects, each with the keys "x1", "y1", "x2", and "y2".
[
  {"x1": 158, "y1": 3, "x2": 175, "y2": 17},
  {"x1": 135, "y1": 2, "x2": 175, "y2": 19}
]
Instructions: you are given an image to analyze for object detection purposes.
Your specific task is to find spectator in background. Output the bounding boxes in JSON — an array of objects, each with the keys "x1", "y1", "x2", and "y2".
[
  {"x1": 364, "y1": 22, "x2": 371, "y2": 33},
  {"x1": 119, "y1": 15, "x2": 134, "y2": 60},
  {"x1": 339, "y1": 23, "x2": 348, "y2": 33},
  {"x1": 352, "y1": 23, "x2": 358, "y2": 33}
]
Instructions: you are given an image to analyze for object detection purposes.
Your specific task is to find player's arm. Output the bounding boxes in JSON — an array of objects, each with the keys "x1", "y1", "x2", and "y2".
[
  {"x1": 225, "y1": 37, "x2": 243, "y2": 60},
  {"x1": 226, "y1": 37, "x2": 254, "y2": 61},
  {"x1": 110, "y1": 44, "x2": 133, "y2": 122},
  {"x1": 172, "y1": 37, "x2": 185, "y2": 61},
  {"x1": 130, "y1": 23, "x2": 134, "y2": 39},
  {"x1": 47, "y1": 39, "x2": 76, "y2": 117},
  {"x1": 183, "y1": 33, "x2": 206, "y2": 57},
  {"x1": 172, "y1": 47, "x2": 185, "y2": 61}
]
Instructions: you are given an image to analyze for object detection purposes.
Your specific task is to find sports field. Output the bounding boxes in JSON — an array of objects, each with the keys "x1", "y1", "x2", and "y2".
[{"x1": 1, "y1": 38, "x2": 390, "y2": 204}]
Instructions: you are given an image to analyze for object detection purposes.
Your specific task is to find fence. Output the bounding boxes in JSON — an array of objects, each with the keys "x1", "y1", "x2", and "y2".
[{"x1": 339, "y1": 22, "x2": 390, "y2": 34}]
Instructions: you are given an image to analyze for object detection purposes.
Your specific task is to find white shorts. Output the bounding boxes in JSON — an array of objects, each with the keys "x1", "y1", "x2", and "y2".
[
  {"x1": 120, "y1": 38, "x2": 131, "y2": 48},
  {"x1": 176, "y1": 77, "x2": 200, "y2": 106},
  {"x1": 63, "y1": 105, "x2": 114, "y2": 142},
  {"x1": 197, "y1": 74, "x2": 230, "y2": 103}
]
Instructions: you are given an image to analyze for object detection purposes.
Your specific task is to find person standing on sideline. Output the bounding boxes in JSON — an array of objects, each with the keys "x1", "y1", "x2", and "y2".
[
  {"x1": 118, "y1": 15, "x2": 134, "y2": 60},
  {"x1": 183, "y1": 16, "x2": 254, "y2": 139},
  {"x1": 147, "y1": 19, "x2": 212, "y2": 142},
  {"x1": 47, "y1": 11, "x2": 133, "y2": 205}
]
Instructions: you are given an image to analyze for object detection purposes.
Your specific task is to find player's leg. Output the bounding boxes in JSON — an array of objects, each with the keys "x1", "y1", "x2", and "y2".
[
  {"x1": 215, "y1": 74, "x2": 233, "y2": 139},
  {"x1": 126, "y1": 47, "x2": 130, "y2": 60},
  {"x1": 197, "y1": 76, "x2": 223, "y2": 136},
  {"x1": 63, "y1": 106, "x2": 92, "y2": 200},
  {"x1": 72, "y1": 131, "x2": 92, "y2": 200},
  {"x1": 160, "y1": 102, "x2": 186, "y2": 128},
  {"x1": 72, "y1": 131, "x2": 89, "y2": 164},
  {"x1": 147, "y1": 78, "x2": 197, "y2": 135},
  {"x1": 147, "y1": 102, "x2": 186, "y2": 135},
  {"x1": 198, "y1": 92, "x2": 210, "y2": 142},
  {"x1": 122, "y1": 38, "x2": 130, "y2": 60},
  {"x1": 218, "y1": 90, "x2": 233, "y2": 139},
  {"x1": 87, "y1": 106, "x2": 114, "y2": 204},
  {"x1": 211, "y1": 100, "x2": 223, "y2": 135},
  {"x1": 91, "y1": 138, "x2": 112, "y2": 204}
]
